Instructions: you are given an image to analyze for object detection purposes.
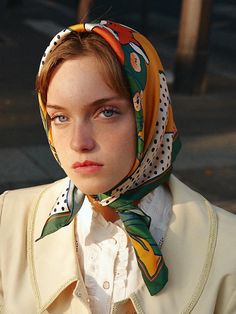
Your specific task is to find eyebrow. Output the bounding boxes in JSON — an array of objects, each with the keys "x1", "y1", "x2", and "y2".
[{"x1": 46, "y1": 96, "x2": 125, "y2": 110}]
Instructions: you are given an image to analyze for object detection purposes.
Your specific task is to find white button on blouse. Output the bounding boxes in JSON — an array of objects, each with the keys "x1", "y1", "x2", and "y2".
[{"x1": 103, "y1": 281, "x2": 110, "y2": 289}]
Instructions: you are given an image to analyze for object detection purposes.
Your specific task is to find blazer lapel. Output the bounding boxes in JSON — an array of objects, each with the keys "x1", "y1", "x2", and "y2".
[{"x1": 27, "y1": 178, "x2": 81, "y2": 312}]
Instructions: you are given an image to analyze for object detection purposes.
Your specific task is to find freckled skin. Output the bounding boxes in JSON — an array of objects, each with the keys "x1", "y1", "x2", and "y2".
[{"x1": 47, "y1": 56, "x2": 136, "y2": 195}]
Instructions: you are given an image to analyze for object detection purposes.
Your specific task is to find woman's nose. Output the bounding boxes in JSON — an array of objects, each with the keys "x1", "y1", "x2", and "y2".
[{"x1": 70, "y1": 122, "x2": 96, "y2": 152}]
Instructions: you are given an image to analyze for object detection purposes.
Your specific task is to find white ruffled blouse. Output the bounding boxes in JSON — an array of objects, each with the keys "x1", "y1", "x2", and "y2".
[{"x1": 75, "y1": 185, "x2": 172, "y2": 314}]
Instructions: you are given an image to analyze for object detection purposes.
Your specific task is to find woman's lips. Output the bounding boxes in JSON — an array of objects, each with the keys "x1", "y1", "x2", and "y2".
[{"x1": 72, "y1": 160, "x2": 103, "y2": 174}]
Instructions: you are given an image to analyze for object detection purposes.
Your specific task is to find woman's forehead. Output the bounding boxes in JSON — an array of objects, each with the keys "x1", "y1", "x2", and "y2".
[{"x1": 47, "y1": 56, "x2": 127, "y2": 107}]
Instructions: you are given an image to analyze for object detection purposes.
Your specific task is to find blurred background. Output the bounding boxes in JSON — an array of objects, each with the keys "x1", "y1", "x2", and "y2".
[{"x1": 0, "y1": 0, "x2": 235, "y2": 212}]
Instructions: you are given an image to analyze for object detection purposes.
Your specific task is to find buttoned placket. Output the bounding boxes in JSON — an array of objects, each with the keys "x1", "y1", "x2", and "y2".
[
  {"x1": 86, "y1": 232, "x2": 121, "y2": 313},
  {"x1": 112, "y1": 222, "x2": 129, "y2": 302}
]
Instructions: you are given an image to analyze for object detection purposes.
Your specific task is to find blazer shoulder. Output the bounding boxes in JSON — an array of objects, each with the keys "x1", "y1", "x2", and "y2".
[
  {"x1": 169, "y1": 175, "x2": 236, "y2": 253},
  {"x1": 214, "y1": 204, "x2": 236, "y2": 242},
  {"x1": 0, "y1": 178, "x2": 68, "y2": 224}
]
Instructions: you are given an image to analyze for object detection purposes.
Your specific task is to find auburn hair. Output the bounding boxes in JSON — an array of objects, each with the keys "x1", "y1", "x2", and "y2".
[{"x1": 36, "y1": 31, "x2": 131, "y2": 105}]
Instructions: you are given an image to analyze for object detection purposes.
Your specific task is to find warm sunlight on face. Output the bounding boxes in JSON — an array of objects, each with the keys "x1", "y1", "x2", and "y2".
[{"x1": 46, "y1": 56, "x2": 136, "y2": 194}]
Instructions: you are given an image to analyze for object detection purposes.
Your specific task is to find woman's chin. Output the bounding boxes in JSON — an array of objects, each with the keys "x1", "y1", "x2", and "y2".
[
  {"x1": 74, "y1": 182, "x2": 113, "y2": 196},
  {"x1": 69, "y1": 173, "x2": 124, "y2": 195}
]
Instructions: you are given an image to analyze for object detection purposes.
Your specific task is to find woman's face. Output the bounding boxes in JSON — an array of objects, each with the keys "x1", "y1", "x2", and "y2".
[{"x1": 46, "y1": 56, "x2": 136, "y2": 195}]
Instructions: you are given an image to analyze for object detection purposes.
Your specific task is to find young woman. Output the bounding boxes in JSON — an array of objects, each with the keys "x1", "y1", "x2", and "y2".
[{"x1": 0, "y1": 20, "x2": 235, "y2": 314}]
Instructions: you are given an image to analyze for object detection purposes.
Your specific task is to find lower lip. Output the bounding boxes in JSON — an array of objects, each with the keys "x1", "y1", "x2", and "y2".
[{"x1": 73, "y1": 165, "x2": 103, "y2": 174}]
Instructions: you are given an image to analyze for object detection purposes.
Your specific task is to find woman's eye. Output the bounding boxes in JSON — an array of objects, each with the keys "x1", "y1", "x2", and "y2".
[
  {"x1": 51, "y1": 115, "x2": 68, "y2": 123},
  {"x1": 100, "y1": 108, "x2": 118, "y2": 118},
  {"x1": 102, "y1": 109, "x2": 114, "y2": 117}
]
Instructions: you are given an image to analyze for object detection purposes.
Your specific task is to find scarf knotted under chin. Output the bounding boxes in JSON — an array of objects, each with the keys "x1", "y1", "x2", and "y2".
[{"x1": 37, "y1": 20, "x2": 181, "y2": 296}]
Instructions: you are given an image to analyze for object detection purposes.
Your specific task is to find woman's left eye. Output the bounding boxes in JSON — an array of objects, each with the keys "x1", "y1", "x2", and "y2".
[
  {"x1": 102, "y1": 109, "x2": 114, "y2": 117},
  {"x1": 100, "y1": 108, "x2": 119, "y2": 118}
]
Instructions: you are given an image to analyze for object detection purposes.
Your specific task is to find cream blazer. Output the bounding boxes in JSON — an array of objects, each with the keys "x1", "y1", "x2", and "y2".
[{"x1": 0, "y1": 176, "x2": 236, "y2": 314}]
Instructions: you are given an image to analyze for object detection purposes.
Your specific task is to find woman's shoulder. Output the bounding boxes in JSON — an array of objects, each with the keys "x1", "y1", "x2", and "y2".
[
  {"x1": 169, "y1": 174, "x2": 236, "y2": 220},
  {"x1": 169, "y1": 174, "x2": 236, "y2": 257},
  {"x1": 214, "y1": 204, "x2": 236, "y2": 245},
  {"x1": 0, "y1": 177, "x2": 68, "y2": 222}
]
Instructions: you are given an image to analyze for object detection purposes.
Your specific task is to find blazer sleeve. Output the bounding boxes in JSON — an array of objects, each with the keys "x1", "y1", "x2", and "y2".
[
  {"x1": 214, "y1": 275, "x2": 236, "y2": 314},
  {"x1": 0, "y1": 191, "x2": 8, "y2": 312}
]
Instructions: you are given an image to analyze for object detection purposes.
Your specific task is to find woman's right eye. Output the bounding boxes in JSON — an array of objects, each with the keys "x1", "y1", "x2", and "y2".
[{"x1": 50, "y1": 115, "x2": 68, "y2": 124}]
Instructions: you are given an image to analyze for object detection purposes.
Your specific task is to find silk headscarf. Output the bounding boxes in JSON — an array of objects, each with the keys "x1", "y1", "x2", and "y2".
[{"x1": 37, "y1": 20, "x2": 181, "y2": 296}]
